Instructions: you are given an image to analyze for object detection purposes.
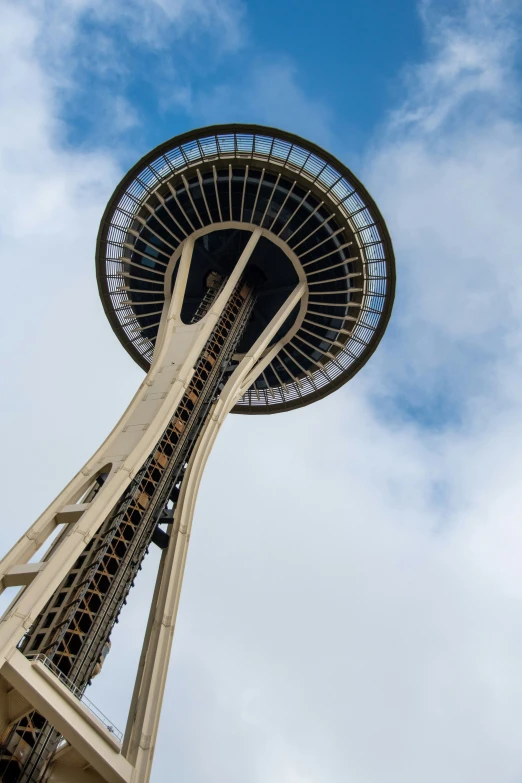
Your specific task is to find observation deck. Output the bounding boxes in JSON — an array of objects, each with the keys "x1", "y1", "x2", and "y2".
[{"x1": 96, "y1": 124, "x2": 395, "y2": 413}]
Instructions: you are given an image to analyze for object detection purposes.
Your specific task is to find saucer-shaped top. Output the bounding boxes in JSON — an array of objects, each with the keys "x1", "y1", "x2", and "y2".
[{"x1": 96, "y1": 124, "x2": 395, "y2": 414}]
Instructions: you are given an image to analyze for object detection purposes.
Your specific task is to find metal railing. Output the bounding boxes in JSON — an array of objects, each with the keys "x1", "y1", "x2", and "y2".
[{"x1": 26, "y1": 654, "x2": 123, "y2": 743}]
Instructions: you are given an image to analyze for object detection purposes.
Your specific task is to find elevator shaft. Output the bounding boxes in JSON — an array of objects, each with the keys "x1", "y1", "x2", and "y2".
[{"x1": 0, "y1": 277, "x2": 256, "y2": 783}]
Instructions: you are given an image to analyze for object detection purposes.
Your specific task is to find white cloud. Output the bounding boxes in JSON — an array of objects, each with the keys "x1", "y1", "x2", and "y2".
[
  {"x1": 0, "y1": 3, "x2": 128, "y2": 508},
  {"x1": 145, "y1": 3, "x2": 522, "y2": 782},
  {"x1": 31, "y1": 0, "x2": 245, "y2": 59},
  {"x1": 0, "y1": 0, "x2": 247, "y2": 527},
  {"x1": 187, "y1": 58, "x2": 335, "y2": 148},
  {"x1": 109, "y1": 95, "x2": 142, "y2": 133},
  {"x1": 365, "y1": 1, "x2": 522, "y2": 401},
  {"x1": 0, "y1": 0, "x2": 248, "y2": 700},
  {"x1": 2, "y1": 1, "x2": 522, "y2": 783},
  {"x1": 389, "y1": 0, "x2": 518, "y2": 132}
]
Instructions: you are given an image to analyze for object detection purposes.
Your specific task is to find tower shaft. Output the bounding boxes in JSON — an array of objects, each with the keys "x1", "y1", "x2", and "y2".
[
  {"x1": 0, "y1": 277, "x2": 256, "y2": 782},
  {"x1": 0, "y1": 123, "x2": 395, "y2": 783},
  {"x1": 0, "y1": 225, "x2": 305, "y2": 783}
]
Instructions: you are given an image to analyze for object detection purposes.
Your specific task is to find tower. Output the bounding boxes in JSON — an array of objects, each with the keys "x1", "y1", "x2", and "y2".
[{"x1": 0, "y1": 124, "x2": 395, "y2": 782}]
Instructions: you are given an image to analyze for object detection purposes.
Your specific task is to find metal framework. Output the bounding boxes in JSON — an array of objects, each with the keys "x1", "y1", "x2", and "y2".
[{"x1": 0, "y1": 124, "x2": 395, "y2": 783}]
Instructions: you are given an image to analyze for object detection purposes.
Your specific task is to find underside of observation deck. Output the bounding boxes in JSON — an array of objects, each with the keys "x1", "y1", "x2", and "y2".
[{"x1": 97, "y1": 124, "x2": 395, "y2": 413}]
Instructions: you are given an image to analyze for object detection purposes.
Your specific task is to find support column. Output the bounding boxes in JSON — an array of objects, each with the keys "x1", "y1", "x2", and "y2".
[
  {"x1": 0, "y1": 239, "x2": 304, "y2": 783},
  {"x1": 122, "y1": 282, "x2": 305, "y2": 783},
  {"x1": 0, "y1": 231, "x2": 262, "y2": 664}
]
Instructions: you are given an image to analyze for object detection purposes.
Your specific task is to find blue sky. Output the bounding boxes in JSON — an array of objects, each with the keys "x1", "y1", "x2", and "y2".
[
  {"x1": 62, "y1": 0, "x2": 425, "y2": 159},
  {"x1": 3, "y1": 1, "x2": 522, "y2": 782}
]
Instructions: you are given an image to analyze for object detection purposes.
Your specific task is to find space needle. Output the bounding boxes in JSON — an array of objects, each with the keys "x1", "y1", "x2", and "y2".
[{"x1": 0, "y1": 125, "x2": 395, "y2": 782}]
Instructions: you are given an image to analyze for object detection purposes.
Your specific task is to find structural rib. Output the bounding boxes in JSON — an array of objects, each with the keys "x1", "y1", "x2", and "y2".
[
  {"x1": 143, "y1": 203, "x2": 183, "y2": 244},
  {"x1": 181, "y1": 175, "x2": 205, "y2": 228},
  {"x1": 155, "y1": 192, "x2": 190, "y2": 238},
  {"x1": 300, "y1": 243, "x2": 353, "y2": 265},
  {"x1": 305, "y1": 258, "x2": 359, "y2": 276},
  {"x1": 212, "y1": 166, "x2": 224, "y2": 222},
  {"x1": 133, "y1": 217, "x2": 178, "y2": 252},
  {"x1": 269, "y1": 181, "x2": 296, "y2": 231},
  {"x1": 286, "y1": 200, "x2": 324, "y2": 243},
  {"x1": 290, "y1": 213, "x2": 335, "y2": 251},
  {"x1": 166, "y1": 181, "x2": 197, "y2": 232},
  {"x1": 123, "y1": 243, "x2": 169, "y2": 266},
  {"x1": 259, "y1": 173, "x2": 281, "y2": 227},
  {"x1": 240, "y1": 165, "x2": 249, "y2": 221}
]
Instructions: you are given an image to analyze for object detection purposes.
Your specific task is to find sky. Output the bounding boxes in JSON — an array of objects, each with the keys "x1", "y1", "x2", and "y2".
[{"x1": 2, "y1": 0, "x2": 522, "y2": 781}]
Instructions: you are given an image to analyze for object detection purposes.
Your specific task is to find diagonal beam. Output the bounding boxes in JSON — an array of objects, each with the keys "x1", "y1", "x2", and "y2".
[
  {"x1": 209, "y1": 229, "x2": 262, "y2": 318},
  {"x1": 168, "y1": 236, "x2": 195, "y2": 323}
]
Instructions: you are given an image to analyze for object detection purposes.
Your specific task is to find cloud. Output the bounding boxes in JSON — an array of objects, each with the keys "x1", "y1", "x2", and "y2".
[
  {"x1": 33, "y1": 0, "x2": 245, "y2": 58},
  {"x1": 0, "y1": 0, "x2": 246, "y2": 588},
  {"x1": 10, "y1": 0, "x2": 246, "y2": 155},
  {"x1": 143, "y1": 3, "x2": 522, "y2": 783},
  {"x1": 149, "y1": 386, "x2": 522, "y2": 783},
  {"x1": 187, "y1": 58, "x2": 335, "y2": 148},
  {"x1": 364, "y1": 0, "x2": 522, "y2": 420},
  {"x1": 2, "y1": 2, "x2": 522, "y2": 783},
  {"x1": 0, "y1": 0, "x2": 249, "y2": 748},
  {"x1": 389, "y1": 0, "x2": 519, "y2": 133}
]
